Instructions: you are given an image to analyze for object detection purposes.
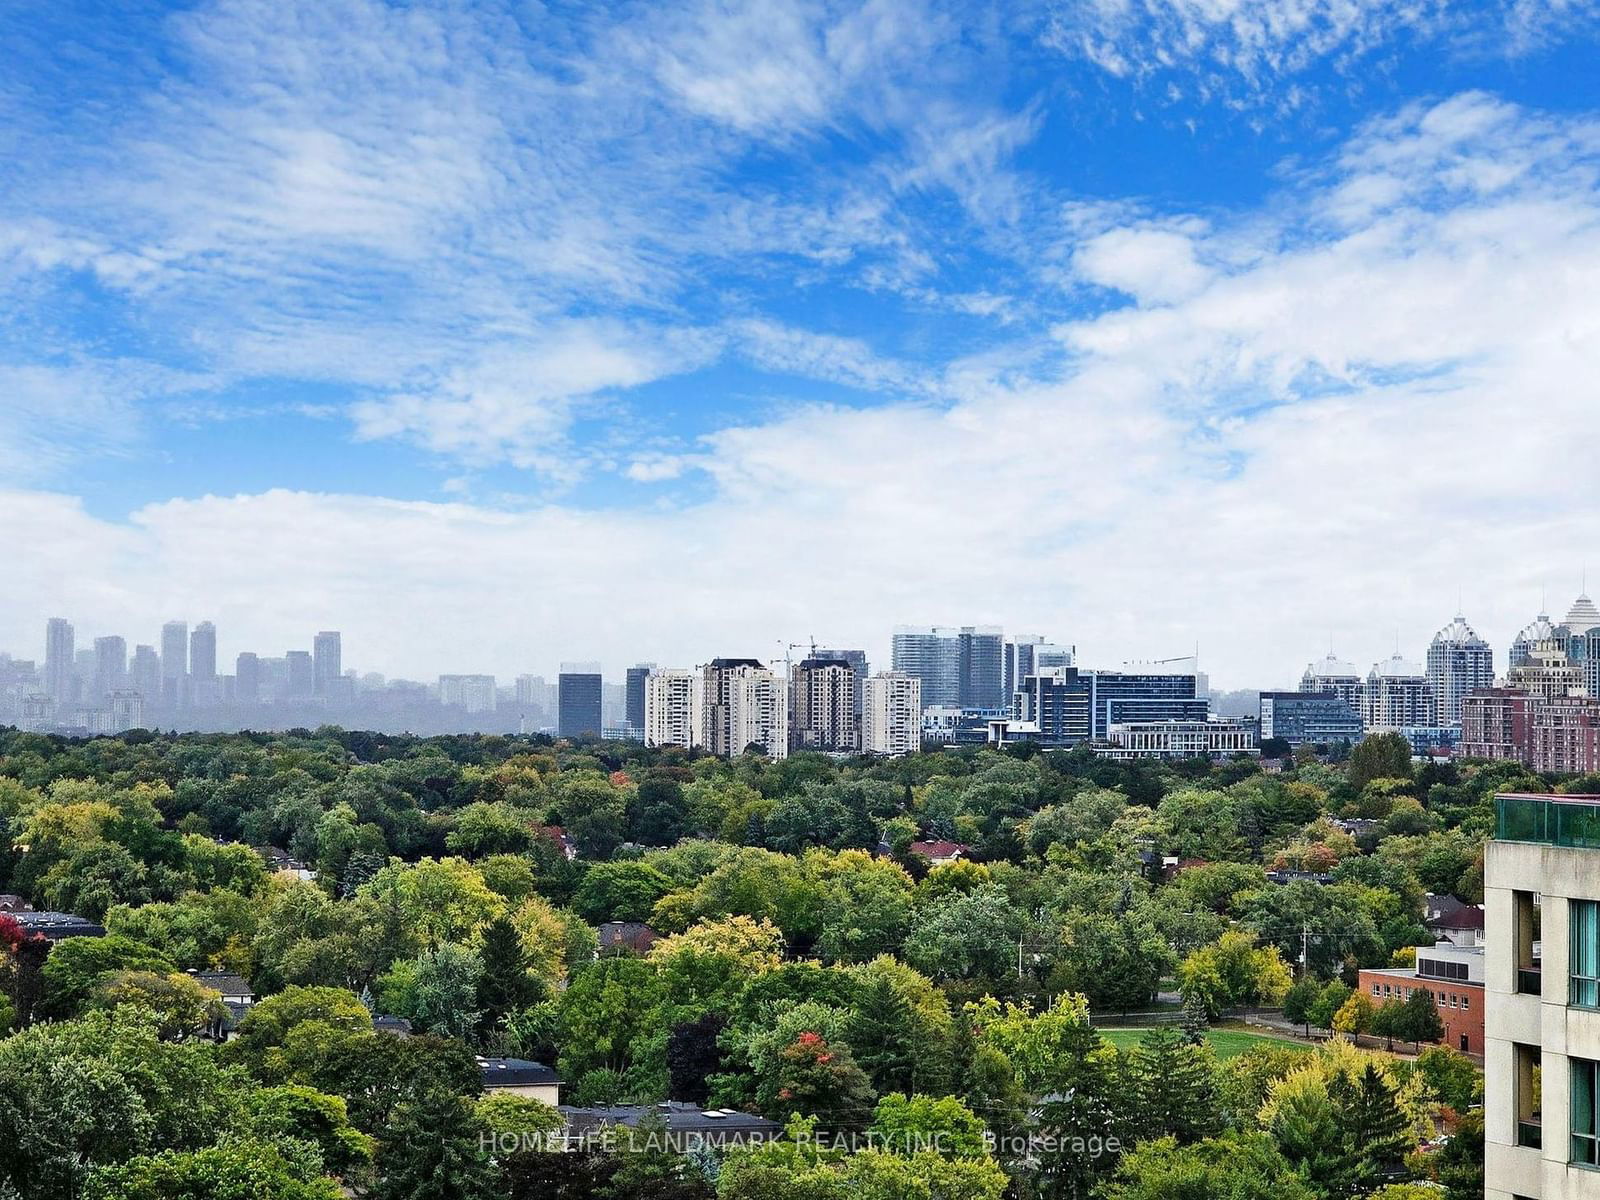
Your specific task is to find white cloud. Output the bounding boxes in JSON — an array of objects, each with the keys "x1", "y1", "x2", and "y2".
[
  {"x1": 0, "y1": 362, "x2": 217, "y2": 485},
  {"x1": 6, "y1": 94, "x2": 1598, "y2": 688},
  {"x1": 1041, "y1": 1, "x2": 1600, "y2": 107},
  {"x1": 349, "y1": 323, "x2": 720, "y2": 474},
  {"x1": 0, "y1": 0, "x2": 1047, "y2": 484},
  {"x1": 1072, "y1": 224, "x2": 1215, "y2": 305}
]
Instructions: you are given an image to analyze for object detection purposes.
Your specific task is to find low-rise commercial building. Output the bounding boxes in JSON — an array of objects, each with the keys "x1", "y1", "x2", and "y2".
[
  {"x1": 1357, "y1": 940, "x2": 1484, "y2": 1055},
  {"x1": 1094, "y1": 719, "x2": 1257, "y2": 760}
]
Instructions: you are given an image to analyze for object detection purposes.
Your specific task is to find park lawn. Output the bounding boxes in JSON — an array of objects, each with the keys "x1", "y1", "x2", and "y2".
[{"x1": 1095, "y1": 1023, "x2": 1311, "y2": 1060}]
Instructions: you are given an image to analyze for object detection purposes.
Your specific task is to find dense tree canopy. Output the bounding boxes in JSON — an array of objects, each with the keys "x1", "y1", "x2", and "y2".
[{"x1": 0, "y1": 725, "x2": 1521, "y2": 1198}]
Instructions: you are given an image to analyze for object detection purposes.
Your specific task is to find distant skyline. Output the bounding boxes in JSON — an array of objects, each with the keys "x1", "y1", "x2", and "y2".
[
  {"x1": 4, "y1": 2, "x2": 1600, "y2": 688},
  {"x1": 8, "y1": 590, "x2": 1598, "y2": 692}
]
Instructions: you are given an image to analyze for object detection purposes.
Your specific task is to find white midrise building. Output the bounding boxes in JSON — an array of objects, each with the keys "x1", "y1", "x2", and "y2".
[
  {"x1": 862, "y1": 671, "x2": 922, "y2": 757},
  {"x1": 700, "y1": 659, "x2": 787, "y2": 761},
  {"x1": 643, "y1": 669, "x2": 702, "y2": 750}
]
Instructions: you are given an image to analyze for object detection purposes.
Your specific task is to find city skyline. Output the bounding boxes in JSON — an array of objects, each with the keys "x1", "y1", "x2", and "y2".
[{"x1": 8, "y1": 588, "x2": 1600, "y2": 694}]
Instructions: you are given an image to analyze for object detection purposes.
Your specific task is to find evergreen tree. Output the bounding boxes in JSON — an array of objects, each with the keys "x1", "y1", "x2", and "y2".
[
  {"x1": 1032, "y1": 1015, "x2": 1123, "y2": 1199},
  {"x1": 666, "y1": 1013, "x2": 724, "y2": 1105},
  {"x1": 1130, "y1": 1026, "x2": 1222, "y2": 1145},
  {"x1": 843, "y1": 972, "x2": 916, "y2": 1096},
  {"x1": 1396, "y1": 986, "x2": 1445, "y2": 1048},
  {"x1": 1180, "y1": 989, "x2": 1209, "y2": 1045},
  {"x1": 1330, "y1": 1064, "x2": 1411, "y2": 1194},
  {"x1": 372, "y1": 1087, "x2": 496, "y2": 1200},
  {"x1": 476, "y1": 915, "x2": 536, "y2": 1039}
]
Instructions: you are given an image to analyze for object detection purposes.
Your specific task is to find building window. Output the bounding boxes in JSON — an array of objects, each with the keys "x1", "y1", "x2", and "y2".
[
  {"x1": 1573, "y1": 900, "x2": 1600, "y2": 1009},
  {"x1": 1574, "y1": 1059, "x2": 1600, "y2": 1166},
  {"x1": 1516, "y1": 890, "x2": 1542, "y2": 995},
  {"x1": 1516, "y1": 1045, "x2": 1542, "y2": 1148}
]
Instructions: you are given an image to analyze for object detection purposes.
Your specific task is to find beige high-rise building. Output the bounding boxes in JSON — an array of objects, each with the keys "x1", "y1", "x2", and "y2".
[
  {"x1": 789, "y1": 658, "x2": 858, "y2": 752},
  {"x1": 643, "y1": 669, "x2": 701, "y2": 749},
  {"x1": 1486, "y1": 790, "x2": 1600, "y2": 1199},
  {"x1": 700, "y1": 658, "x2": 787, "y2": 760},
  {"x1": 862, "y1": 671, "x2": 922, "y2": 757},
  {"x1": 1362, "y1": 654, "x2": 1435, "y2": 729}
]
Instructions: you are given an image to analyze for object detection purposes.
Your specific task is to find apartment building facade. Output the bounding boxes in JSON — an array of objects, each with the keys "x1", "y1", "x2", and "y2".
[
  {"x1": 1486, "y1": 792, "x2": 1600, "y2": 1199},
  {"x1": 862, "y1": 671, "x2": 922, "y2": 757}
]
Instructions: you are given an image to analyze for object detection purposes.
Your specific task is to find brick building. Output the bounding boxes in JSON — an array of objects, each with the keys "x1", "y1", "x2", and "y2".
[{"x1": 1357, "y1": 936, "x2": 1485, "y2": 1056}]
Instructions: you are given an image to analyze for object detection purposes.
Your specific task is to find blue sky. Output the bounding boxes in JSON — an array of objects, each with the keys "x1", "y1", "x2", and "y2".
[{"x1": 4, "y1": 0, "x2": 1600, "y2": 685}]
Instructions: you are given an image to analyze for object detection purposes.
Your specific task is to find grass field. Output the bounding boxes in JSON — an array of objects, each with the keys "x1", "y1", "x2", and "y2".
[{"x1": 1094, "y1": 1024, "x2": 1312, "y2": 1060}]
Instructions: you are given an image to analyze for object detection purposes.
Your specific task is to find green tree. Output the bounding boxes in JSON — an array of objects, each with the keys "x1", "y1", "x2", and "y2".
[
  {"x1": 372, "y1": 1087, "x2": 497, "y2": 1200},
  {"x1": 229, "y1": 986, "x2": 374, "y2": 1081},
  {"x1": 477, "y1": 914, "x2": 539, "y2": 1039},
  {"x1": 903, "y1": 884, "x2": 1023, "y2": 990},
  {"x1": 1305, "y1": 980, "x2": 1351, "y2": 1032},
  {"x1": 236, "y1": 1085, "x2": 375, "y2": 1179},
  {"x1": 83, "y1": 1141, "x2": 342, "y2": 1200},
  {"x1": 1129, "y1": 1026, "x2": 1222, "y2": 1145},
  {"x1": 1370, "y1": 998, "x2": 1405, "y2": 1051},
  {"x1": 1329, "y1": 1063, "x2": 1412, "y2": 1195},
  {"x1": 1348, "y1": 734, "x2": 1413, "y2": 791},
  {"x1": 1415, "y1": 1045, "x2": 1482, "y2": 1112},
  {"x1": 1282, "y1": 976, "x2": 1320, "y2": 1036},
  {"x1": 1100, "y1": 1131, "x2": 1316, "y2": 1200},
  {"x1": 572, "y1": 861, "x2": 675, "y2": 924},
  {"x1": 90, "y1": 970, "x2": 227, "y2": 1040},
  {"x1": 1395, "y1": 986, "x2": 1445, "y2": 1048},
  {"x1": 842, "y1": 971, "x2": 917, "y2": 1096},
  {"x1": 38, "y1": 934, "x2": 174, "y2": 1020},
  {"x1": 1435, "y1": 1107, "x2": 1484, "y2": 1200},
  {"x1": 868, "y1": 1093, "x2": 988, "y2": 1159},
  {"x1": 379, "y1": 945, "x2": 484, "y2": 1043},
  {"x1": 1050, "y1": 909, "x2": 1170, "y2": 1014},
  {"x1": 0, "y1": 1011, "x2": 243, "y2": 1200},
  {"x1": 1177, "y1": 931, "x2": 1292, "y2": 1019},
  {"x1": 554, "y1": 956, "x2": 667, "y2": 1087}
]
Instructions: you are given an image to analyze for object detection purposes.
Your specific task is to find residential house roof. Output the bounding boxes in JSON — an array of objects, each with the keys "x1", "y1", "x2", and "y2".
[
  {"x1": 479, "y1": 1057, "x2": 563, "y2": 1088},
  {"x1": 1431, "y1": 905, "x2": 1486, "y2": 932},
  {"x1": 560, "y1": 1101, "x2": 781, "y2": 1144},
  {"x1": 189, "y1": 970, "x2": 253, "y2": 996},
  {"x1": 598, "y1": 922, "x2": 659, "y2": 954},
  {"x1": 909, "y1": 840, "x2": 969, "y2": 860},
  {"x1": 14, "y1": 911, "x2": 105, "y2": 940}
]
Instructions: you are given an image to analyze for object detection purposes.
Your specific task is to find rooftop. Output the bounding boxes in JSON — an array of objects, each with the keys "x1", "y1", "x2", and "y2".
[
  {"x1": 561, "y1": 1101, "x2": 781, "y2": 1139},
  {"x1": 1431, "y1": 614, "x2": 1488, "y2": 648},
  {"x1": 189, "y1": 970, "x2": 253, "y2": 995},
  {"x1": 1515, "y1": 611, "x2": 1559, "y2": 646},
  {"x1": 13, "y1": 911, "x2": 105, "y2": 940},
  {"x1": 1370, "y1": 653, "x2": 1426, "y2": 679},
  {"x1": 1495, "y1": 793, "x2": 1600, "y2": 848},
  {"x1": 1305, "y1": 653, "x2": 1359, "y2": 679},
  {"x1": 478, "y1": 1057, "x2": 562, "y2": 1087},
  {"x1": 1563, "y1": 593, "x2": 1600, "y2": 635}
]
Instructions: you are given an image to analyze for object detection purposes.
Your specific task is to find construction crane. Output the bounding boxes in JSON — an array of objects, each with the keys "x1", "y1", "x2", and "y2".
[{"x1": 779, "y1": 639, "x2": 817, "y2": 682}]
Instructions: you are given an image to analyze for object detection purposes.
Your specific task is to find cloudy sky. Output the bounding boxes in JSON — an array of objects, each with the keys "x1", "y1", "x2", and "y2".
[{"x1": 4, "y1": 0, "x2": 1600, "y2": 688}]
